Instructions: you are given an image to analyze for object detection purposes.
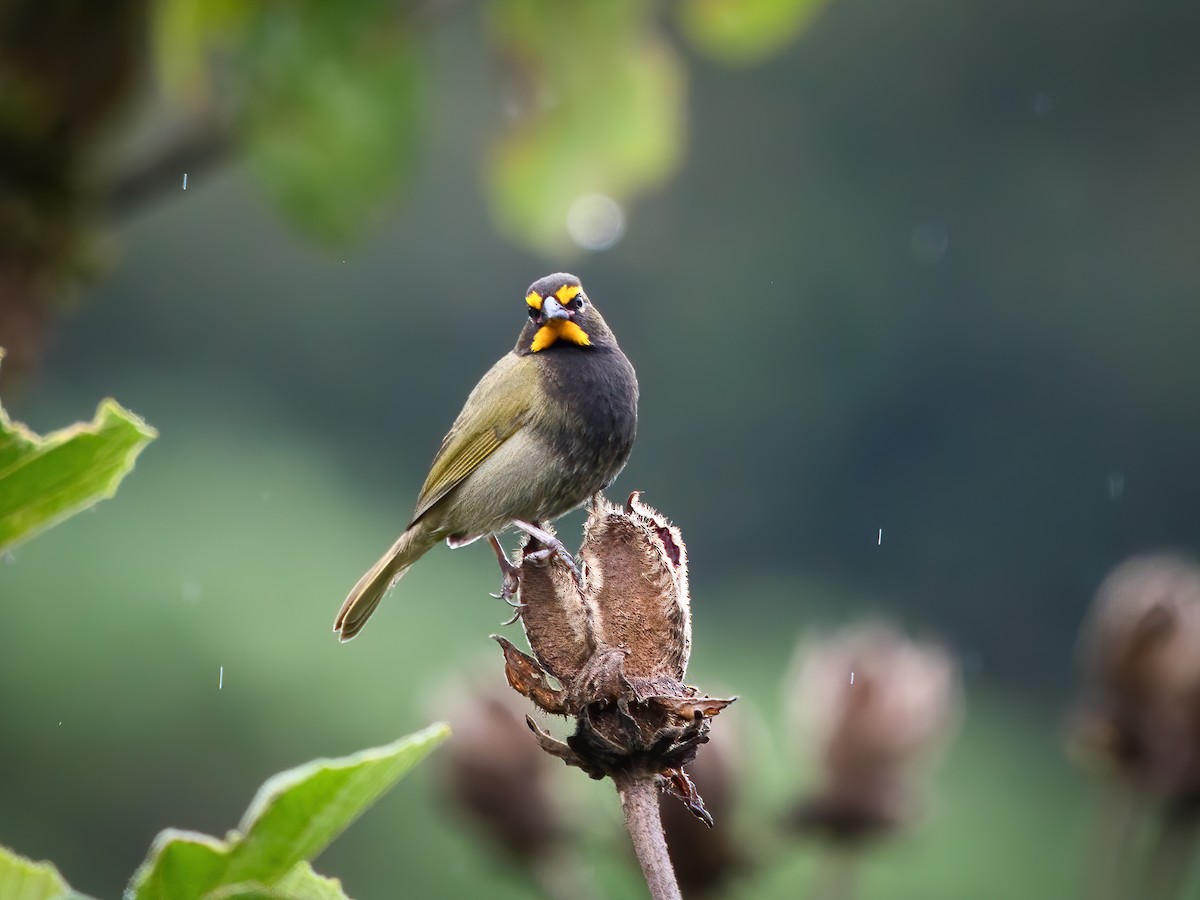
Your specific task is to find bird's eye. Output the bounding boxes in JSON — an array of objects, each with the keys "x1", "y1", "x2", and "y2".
[
  {"x1": 570, "y1": 296, "x2": 585, "y2": 311},
  {"x1": 528, "y1": 305, "x2": 540, "y2": 320}
]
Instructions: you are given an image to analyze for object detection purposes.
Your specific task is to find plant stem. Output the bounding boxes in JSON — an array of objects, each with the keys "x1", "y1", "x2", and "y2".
[
  {"x1": 1141, "y1": 810, "x2": 1198, "y2": 900},
  {"x1": 1082, "y1": 784, "x2": 1141, "y2": 900},
  {"x1": 613, "y1": 773, "x2": 682, "y2": 900}
]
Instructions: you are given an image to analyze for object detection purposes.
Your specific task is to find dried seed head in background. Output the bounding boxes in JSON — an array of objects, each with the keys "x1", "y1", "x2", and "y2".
[
  {"x1": 785, "y1": 622, "x2": 963, "y2": 845},
  {"x1": 494, "y1": 493, "x2": 734, "y2": 825},
  {"x1": 439, "y1": 681, "x2": 566, "y2": 868},
  {"x1": 1072, "y1": 553, "x2": 1200, "y2": 810},
  {"x1": 659, "y1": 705, "x2": 748, "y2": 896}
]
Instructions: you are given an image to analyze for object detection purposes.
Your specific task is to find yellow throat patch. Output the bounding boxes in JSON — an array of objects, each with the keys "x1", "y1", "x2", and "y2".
[
  {"x1": 526, "y1": 284, "x2": 590, "y2": 352},
  {"x1": 531, "y1": 319, "x2": 591, "y2": 352}
]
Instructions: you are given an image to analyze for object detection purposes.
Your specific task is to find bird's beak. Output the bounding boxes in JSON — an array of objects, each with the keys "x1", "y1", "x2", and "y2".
[{"x1": 542, "y1": 297, "x2": 571, "y2": 320}]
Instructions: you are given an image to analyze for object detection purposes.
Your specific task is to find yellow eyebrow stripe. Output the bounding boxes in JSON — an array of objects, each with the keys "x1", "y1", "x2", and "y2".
[
  {"x1": 525, "y1": 291, "x2": 543, "y2": 310},
  {"x1": 555, "y1": 284, "x2": 582, "y2": 303}
]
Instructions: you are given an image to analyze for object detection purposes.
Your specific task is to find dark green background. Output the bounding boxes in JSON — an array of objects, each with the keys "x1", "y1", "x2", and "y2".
[{"x1": 3, "y1": 0, "x2": 1198, "y2": 896}]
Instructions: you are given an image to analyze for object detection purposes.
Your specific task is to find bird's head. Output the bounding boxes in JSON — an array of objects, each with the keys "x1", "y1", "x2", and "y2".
[{"x1": 518, "y1": 273, "x2": 613, "y2": 353}]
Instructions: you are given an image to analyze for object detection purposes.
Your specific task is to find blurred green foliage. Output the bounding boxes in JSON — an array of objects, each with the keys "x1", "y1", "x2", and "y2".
[
  {"x1": 236, "y1": 9, "x2": 421, "y2": 244},
  {"x1": 483, "y1": 0, "x2": 684, "y2": 252},
  {"x1": 148, "y1": 0, "x2": 815, "y2": 251},
  {"x1": 0, "y1": 349, "x2": 156, "y2": 553},
  {"x1": 678, "y1": 0, "x2": 829, "y2": 64}
]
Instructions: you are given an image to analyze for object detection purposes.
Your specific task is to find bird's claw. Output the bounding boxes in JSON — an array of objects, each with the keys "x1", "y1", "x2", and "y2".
[
  {"x1": 500, "y1": 602, "x2": 527, "y2": 627},
  {"x1": 490, "y1": 570, "x2": 523, "y2": 607}
]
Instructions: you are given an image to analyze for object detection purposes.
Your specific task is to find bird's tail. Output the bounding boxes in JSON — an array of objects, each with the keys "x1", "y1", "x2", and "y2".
[{"x1": 334, "y1": 524, "x2": 435, "y2": 641}]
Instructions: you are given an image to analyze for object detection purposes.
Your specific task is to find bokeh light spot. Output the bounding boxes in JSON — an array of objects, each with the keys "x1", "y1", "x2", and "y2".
[{"x1": 566, "y1": 193, "x2": 626, "y2": 251}]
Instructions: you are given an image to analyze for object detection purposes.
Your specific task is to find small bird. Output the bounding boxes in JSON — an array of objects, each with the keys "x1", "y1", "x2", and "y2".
[{"x1": 335, "y1": 273, "x2": 638, "y2": 641}]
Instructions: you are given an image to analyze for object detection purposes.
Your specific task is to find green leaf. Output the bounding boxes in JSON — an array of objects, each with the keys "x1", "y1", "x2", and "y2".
[
  {"x1": 126, "y1": 724, "x2": 450, "y2": 900},
  {"x1": 678, "y1": 0, "x2": 828, "y2": 65},
  {"x1": 0, "y1": 349, "x2": 157, "y2": 553},
  {"x1": 154, "y1": 0, "x2": 253, "y2": 100},
  {"x1": 0, "y1": 844, "x2": 94, "y2": 900},
  {"x1": 202, "y1": 863, "x2": 346, "y2": 900},
  {"x1": 123, "y1": 832, "x2": 228, "y2": 900},
  {"x1": 485, "y1": 0, "x2": 685, "y2": 254},
  {"x1": 238, "y1": 10, "x2": 421, "y2": 244}
]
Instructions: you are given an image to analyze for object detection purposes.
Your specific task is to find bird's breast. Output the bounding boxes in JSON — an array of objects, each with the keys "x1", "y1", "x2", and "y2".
[{"x1": 533, "y1": 345, "x2": 638, "y2": 501}]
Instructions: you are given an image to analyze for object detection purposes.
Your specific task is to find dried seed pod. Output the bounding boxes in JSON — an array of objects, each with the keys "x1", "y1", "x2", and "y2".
[
  {"x1": 494, "y1": 494, "x2": 733, "y2": 825},
  {"x1": 440, "y1": 682, "x2": 566, "y2": 866},
  {"x1": 786, "y1": 623, "x2": 962, "y2": 845},
  {"x1": 515, "y1": 525, "x2": 597, "y2": 684},
  {"x1": 582, "y1": 492, "x2": 691, "y2": 680},
  {"x1": 1072, "y1": 553, "x2": 1200, "y2": 806}
]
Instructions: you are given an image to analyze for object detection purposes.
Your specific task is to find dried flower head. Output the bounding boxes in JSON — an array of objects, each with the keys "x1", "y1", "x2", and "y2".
[
  {"x1": 1072, "y1": 553, "x2": 1200, "y2": 809},
  {"x1": 439, "y1": 681, "x2": 566, "y2": 867},
  {"x1": 786, "y1": 622, "x2": 962, "y2": 845},
  {"x1": 494, "y1": 492, "x2": 733, "y2": 825}
]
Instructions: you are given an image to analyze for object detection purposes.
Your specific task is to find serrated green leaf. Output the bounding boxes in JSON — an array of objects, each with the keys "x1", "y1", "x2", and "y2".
[
  {"x1": 268, "y1": 862, "x2": 345, "y2": 900},
  {"x1": 678, "y1": 0, "x2": 828, "y2": 65},
  {"x1": 484, "y1": 1, "x2": 685, "y2": 254},
  {"x1": 0, "y1": 843, "x2": 95, "y2": 900},
  {"x1": 126, "y1": 725, "x2": 449, "y2": 900},
  {"x1": 202, "y1": 863, "x2": 346, "y2": 900},
  {"x1": 238, "y1": 12, "x2": 421, "y2": 244},
  {"x1": 0, "y1": 349, "x2": 157, "y2": 553},
  {"x1": 229, "y1": 723, "x2": 450, "y2": 880}
]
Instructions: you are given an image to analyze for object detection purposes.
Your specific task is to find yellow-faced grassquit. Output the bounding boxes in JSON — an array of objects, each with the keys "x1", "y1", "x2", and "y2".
[{"x1": 334, "y1": 272, "x2": 639, "y2": 640}]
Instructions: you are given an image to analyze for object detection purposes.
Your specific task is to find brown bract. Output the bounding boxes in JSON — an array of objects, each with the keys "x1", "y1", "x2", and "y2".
[{"x1": 493, "y1": 492, "x2": 733, "y2": 826}]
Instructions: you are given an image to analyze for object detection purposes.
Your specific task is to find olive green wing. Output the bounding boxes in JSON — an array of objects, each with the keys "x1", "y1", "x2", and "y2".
[{"x1": 410, "y1": 352, "x2": 538, "y2": 525}]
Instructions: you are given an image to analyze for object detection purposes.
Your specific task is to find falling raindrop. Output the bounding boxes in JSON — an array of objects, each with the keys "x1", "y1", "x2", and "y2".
[{"x1": 1106, "y1": 472, "x2": 1125, "y2": 500}]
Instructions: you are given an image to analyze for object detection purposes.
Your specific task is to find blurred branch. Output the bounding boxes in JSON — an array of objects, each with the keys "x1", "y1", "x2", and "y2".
[
  {"x1": 104, "y1": 113, "x2": 233, "y2": 218},
  {"x1": 1082, "y1": 784, "x2": 1141, "y2": 900}
]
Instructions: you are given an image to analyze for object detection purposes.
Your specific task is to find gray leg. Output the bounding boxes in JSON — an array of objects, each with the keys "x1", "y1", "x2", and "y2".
[
  {"x1": 511, "y1": 519, "x2": 581, "y2": 580},
  {"x1": 488, "y1": 534, "x2": 522, "y2": 606}
]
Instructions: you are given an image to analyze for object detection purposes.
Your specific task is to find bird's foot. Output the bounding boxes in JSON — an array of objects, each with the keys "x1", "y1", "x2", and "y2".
[{"x1": 511, "y1": 520, "x2": 582, "y2": 582}]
